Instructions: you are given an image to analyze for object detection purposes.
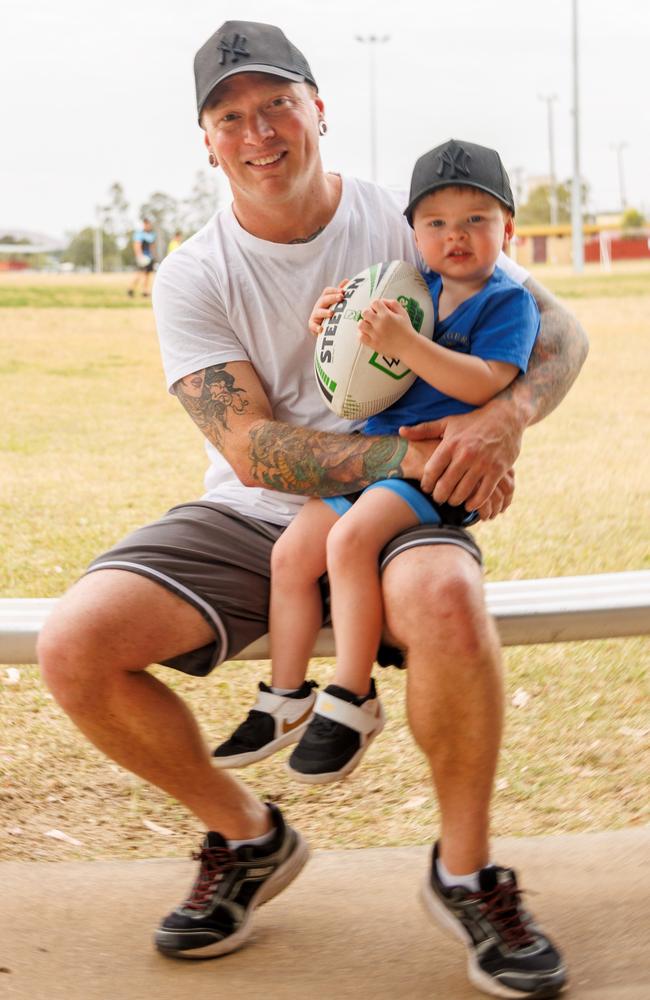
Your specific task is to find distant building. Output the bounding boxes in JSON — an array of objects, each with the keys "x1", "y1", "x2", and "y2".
[
  {"x1": 0, "y1": 228, "x2": 65, "y2": 270},
  {"x1": 512, "y1": 220, "x2": 650, "y2": 267}
]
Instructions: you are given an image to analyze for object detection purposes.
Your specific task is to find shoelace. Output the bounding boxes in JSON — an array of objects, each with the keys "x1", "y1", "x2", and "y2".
[
  {"x1": 184, "y1": 846, "x2": 235, "y2": 910},
  {"x1": 472, "y1": 878, "x2": 536, "y2": 949}
]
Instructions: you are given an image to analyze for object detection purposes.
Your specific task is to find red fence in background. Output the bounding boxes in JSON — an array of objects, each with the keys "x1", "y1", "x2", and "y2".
[{"x1": 585, "y1": 236, "x2": 650, "y2": 263}]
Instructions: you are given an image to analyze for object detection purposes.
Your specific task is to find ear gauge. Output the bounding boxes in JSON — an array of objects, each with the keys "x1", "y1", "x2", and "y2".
[
  {"x1": 318, "y1": 120, "x2": 328, "y2": 136},
  {"x1": 208, "y1": 152, "x2": 218, "y2": 167}
]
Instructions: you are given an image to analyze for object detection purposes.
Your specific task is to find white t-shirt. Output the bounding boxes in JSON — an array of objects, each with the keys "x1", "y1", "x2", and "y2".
[{"x1": 153, "y1": 175, "x2": 529, "y2": 525}]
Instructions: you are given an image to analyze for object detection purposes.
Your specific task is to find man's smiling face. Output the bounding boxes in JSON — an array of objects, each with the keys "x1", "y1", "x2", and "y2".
[{"x1": 202, "y1": 72, "x2": 324, "y2": 210}]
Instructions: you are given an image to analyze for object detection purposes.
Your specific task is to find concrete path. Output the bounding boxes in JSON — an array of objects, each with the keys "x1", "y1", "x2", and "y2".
[{"x1": 1, "y1": 827, "x2": 648, "y2": 1000}]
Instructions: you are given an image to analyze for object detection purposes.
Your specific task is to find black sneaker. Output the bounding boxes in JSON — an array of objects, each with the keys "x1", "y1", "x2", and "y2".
[
  {"x1": 212, "y1": 681, "x2": 318, "y2": 768},
  {"x1": 421, "y1": 843, "x2": 567, "y2": 998},
  {"x1": 155, "y1": 802, "x2": 309, "y2": 959},
  {"x1": 286, "y1": 679, "x2": 385, "y2": 784}
]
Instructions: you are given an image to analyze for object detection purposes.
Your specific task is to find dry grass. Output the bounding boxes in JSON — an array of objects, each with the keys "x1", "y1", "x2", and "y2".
[
  {"x1": 1, "y1": 269, "x2": 649, "y2": 861},
  {"x1": 0, "y1": 271, "x2": 150, "y2": 308},
  {"x1": 0, "y1": 308, "x2": 205, "y2": 595},
  {"x1": 474, "y1": 295, "x2": 650, "y2": 581}
]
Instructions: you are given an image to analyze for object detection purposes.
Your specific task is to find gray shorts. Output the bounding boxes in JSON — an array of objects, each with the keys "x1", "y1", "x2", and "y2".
[{"x1": 86, "y1": 501, "x2": 482, "y2": 677}]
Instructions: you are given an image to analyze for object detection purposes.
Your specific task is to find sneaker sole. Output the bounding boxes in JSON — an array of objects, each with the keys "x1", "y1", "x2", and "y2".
[
  {"x1": 155, "y1": 831, "x2": 311, "y2": 960},
  {"x1": 211, "y1": 717, "x2": 313, "y2": 769},
  {"x1": 420, "y1": 881, "x2": 566, "y2": 999},
  {"x1": 285, "y1": 705, "x2": 385, "y2": 785}
]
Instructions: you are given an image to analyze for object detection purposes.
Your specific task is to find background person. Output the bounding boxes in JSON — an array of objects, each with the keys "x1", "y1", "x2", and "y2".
[
  {"x1": 128, "y1": 217, "x2": 156, "y2": 297},
  {"x1": 167, "y1": 229, "x2": 184, "y2": 254},
  {"x1": 38, "y1": 21, "x2": 587, "y2": 998}
]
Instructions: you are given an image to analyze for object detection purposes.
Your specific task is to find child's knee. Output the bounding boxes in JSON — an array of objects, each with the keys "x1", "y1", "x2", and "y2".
[
  {"x1": 271, "y1": 531, "x2": 300, "y2": 579},
  {"x1": 272, "y1": 523, "x2": 328, "y2": 584},
  {"x1": 326, "y1": 515, "x2": 367, "y2": 568}
]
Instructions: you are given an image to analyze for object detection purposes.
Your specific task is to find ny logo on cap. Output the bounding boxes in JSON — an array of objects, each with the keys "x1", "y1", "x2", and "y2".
[
  {"x1": 436, "y1": 144, "x2": 471, "y2": 179},
  {"x1": 218, "y1": 33, "x2": 250, "y2": 65}
]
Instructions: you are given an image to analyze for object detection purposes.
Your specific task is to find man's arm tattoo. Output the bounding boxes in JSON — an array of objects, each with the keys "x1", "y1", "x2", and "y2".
[
  {"x1": 175, "y1": 365, "x2": 407, "y2": 496},
  {"x1": 505, "y1": 277, "x2": 589, "y2": 425},
  {"x1": 175, "y1": 365, "x2": 249, "y2": 450},
  {"x1": 249, "y1": 422, "x2": 408, "y2": 496}
]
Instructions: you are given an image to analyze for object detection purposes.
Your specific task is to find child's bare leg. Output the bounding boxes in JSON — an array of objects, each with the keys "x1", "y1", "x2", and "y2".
[
  {"x1": 212, "y1": 499, "x2": 339, "y2": 769},
  {"x1": 326, "y1": 488, "x2": 419, "y2": 696},
  {"x1": 270, "y1": 499, "x2": 339, "y2": 689},
  {"x1": 286, "y1": 487, "x2": 423, "y2": 785}
]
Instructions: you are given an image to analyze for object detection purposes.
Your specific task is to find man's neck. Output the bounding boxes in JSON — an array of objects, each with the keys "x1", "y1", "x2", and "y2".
[{"x1": 232, "y1": 172, "x2": 342, "y2": 244}]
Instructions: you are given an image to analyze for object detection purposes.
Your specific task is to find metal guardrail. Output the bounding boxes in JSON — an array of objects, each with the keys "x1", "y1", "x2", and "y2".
[{"x1": 1, "y1": 572, "x2": 649, "y2": 665}]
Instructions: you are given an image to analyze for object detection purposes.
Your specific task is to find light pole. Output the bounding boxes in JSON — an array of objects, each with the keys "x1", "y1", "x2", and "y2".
[
  {"x1": 538, "y1": 93, "x2": 558, "y2": 225},
  {"x1": 571, "y1": 0, "x2": 584, "y2": 273},
  {"x1": 93, "y1": 205, "x2": 103, "y2": 274},
  {"x1": 355, "y1": 34, "x2": 390, "y2": 183},
  {"x1": 610, "y1": 141, "x2": 628, "y2": 210}
]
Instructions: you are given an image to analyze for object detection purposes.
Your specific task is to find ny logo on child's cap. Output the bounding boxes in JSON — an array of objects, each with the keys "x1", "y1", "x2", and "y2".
[
  {"x1": 218, "y1": 33, "x2": 250, "y2": 65},
  {"x1": 436, "y1": 143, "x2": 472, "y2": 179}
]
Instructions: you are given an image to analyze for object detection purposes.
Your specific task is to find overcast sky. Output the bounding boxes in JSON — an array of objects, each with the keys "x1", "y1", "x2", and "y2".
[{"x1": 2, "y1": 0, "x2": 648, "y2": 240}]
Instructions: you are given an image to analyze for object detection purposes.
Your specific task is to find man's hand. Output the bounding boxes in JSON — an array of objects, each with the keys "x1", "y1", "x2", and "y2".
[
  {"x1": 474, "y1": 469, "x2": 515, "y2": 520},
  {"x1": 400, "y1": 396, "x2": 524, "y2": 509}
]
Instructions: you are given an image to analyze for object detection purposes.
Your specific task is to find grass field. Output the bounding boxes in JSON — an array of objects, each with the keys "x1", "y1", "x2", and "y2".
[{"x1": 1, "y1": 265, "x2": 648, "y2": 861}]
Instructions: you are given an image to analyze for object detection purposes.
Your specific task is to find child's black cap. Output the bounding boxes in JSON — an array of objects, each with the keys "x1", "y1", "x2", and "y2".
[{"x1": 404, "y1": 138, "x2": 515, "y2": 226}]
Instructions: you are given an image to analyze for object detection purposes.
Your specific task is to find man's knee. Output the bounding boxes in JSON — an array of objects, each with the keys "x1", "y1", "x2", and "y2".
[
  {"x1": 37, "y1": 573, "x2": 132, "y2": 712},
  {"x1": 38, "y1": 602, "x2": 107, "y2": 713},
  {"x1": 382, "y1": 547, "x2": 489, "y2": 657},
  {"x1": 38, "y1": 568, "x2": 210, "y2": 711}
]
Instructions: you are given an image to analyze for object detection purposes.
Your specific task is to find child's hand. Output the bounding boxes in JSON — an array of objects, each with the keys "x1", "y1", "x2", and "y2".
[
  {"x1": 309, "y1": 281, "x2": 348, "y2": 336},
  {"x1": 358, "y1": 298, "x2": 414, "y2": 358}
]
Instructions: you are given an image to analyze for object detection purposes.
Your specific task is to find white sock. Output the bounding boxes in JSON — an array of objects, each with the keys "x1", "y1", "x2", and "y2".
[
  {"x1": 270, "y1": 685, "x2": 303, "y2": 695},
  {"x1": 227, "y1": 827, "x2": 275, "y2": 851},
  {"x1": 437, "y1": 855, "x2": 486, "y2": 892}
]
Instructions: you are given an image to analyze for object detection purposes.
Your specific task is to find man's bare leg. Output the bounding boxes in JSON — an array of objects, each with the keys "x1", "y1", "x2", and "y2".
[
  {"x1": 382, "y1": 545, "x2": 567, "y2": 997},
  {"x1": 38, "y1": 569, "x2": 270, "y2": 839},
  {"x1": 381, "y1": 545, "x2": 503, "y2": 876}
]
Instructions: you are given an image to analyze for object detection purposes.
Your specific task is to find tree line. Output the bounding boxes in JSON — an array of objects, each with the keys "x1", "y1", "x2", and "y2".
[
  {"x1": 516, "y1": 180, "x2": 645, "y2": 229},
  {"x1": 63, "y1": 172, "x2": 220, "y2": 270},
  {"x1": 4, "y1": 175, "x2": 645, "y2": 271}
]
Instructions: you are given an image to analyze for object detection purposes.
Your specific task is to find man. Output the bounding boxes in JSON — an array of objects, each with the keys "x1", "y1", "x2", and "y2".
[
  {"x1": 39, "y1": 21, "x2": 587, "y2": 998},
  {"x1": 127, "y1": 217, "x2": 156, "y2": 297}
]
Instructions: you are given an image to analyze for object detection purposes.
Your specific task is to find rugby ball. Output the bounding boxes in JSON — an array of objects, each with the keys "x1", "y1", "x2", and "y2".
[{"x1": 314, "y1": 260, "x2": 434, "y2": 419}]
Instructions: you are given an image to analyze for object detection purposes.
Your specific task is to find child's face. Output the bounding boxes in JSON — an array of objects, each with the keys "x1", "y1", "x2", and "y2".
[{"x1": 412, "y1": 186, "x2": 514, "y2": 284}]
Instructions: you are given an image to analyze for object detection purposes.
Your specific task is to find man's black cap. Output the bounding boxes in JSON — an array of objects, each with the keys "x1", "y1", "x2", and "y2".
[
  {"x1": 194, "y1": 20, "x2": 317, "y2": 123},
  {"x1": 404, "y1": 139, "x2": 515, "y2": 226}
]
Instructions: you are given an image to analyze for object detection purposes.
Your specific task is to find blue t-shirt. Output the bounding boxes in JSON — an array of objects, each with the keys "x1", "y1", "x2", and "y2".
[
  {"x1": 134, "y1": 229, "x2": 156, "y2": 259},
  {"x1": 366, "y1": 266, "x2": 539, "y2": 435}
]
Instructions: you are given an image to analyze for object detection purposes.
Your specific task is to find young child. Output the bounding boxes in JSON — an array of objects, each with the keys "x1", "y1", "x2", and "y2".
[{"x1": 212, "y1": 139, "x2": 540, "y2": 783}]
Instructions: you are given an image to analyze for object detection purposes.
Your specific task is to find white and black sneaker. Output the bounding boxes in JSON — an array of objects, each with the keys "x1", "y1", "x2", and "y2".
[
  {"x1": 421, "y1": 842, "x2": 567, "y2": 998},
  {"x1": 155, "y1": 802, "x2": 309, "y2": 959},
  {"x1": 212, "y1": 681, "x2": 318, "y2": 768},
  {"x1": 286, "y1": 679, "x2": 385, "y2": 784}
]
